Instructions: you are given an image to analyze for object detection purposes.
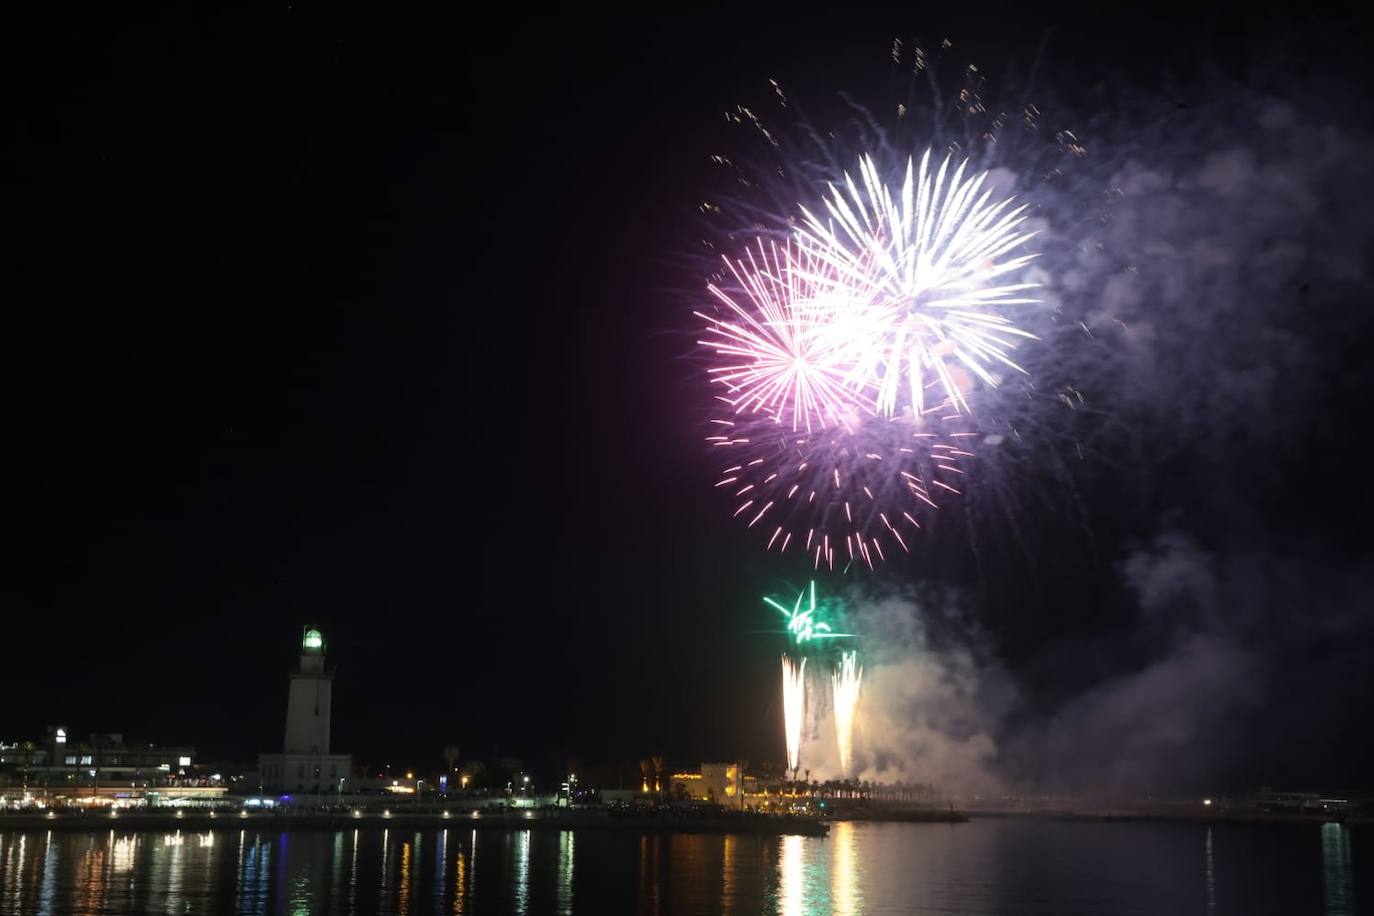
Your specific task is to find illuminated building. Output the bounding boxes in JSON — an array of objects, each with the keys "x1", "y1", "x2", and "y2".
[
  {"x1": 257, "y1": 626, "x2": 353, "y2": 796},
  {"x1": 0, "y1": 727, "x2": 224, "y2": 806},
  {"x1": 670, "y1": 762, "x2": 745, "y2": 804}
]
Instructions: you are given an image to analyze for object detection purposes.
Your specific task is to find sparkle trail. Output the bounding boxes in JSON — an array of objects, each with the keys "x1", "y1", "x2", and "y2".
[
  {"x1": 781, "y1": 655, "x2": 807, "y2": 775},
  {"x1": 832, "y1": 650, "x2": 863, "y2": 778}
]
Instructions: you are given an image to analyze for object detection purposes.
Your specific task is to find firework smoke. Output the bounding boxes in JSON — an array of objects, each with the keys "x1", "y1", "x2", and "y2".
[
  {"x1": 781, "y1": 654, "x2": 807, "y2": 774},
  {"x1": 832, "y1": 649, "x2": 863, "y2": 777}
]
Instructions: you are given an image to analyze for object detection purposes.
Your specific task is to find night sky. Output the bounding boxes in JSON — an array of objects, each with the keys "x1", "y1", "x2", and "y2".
[{"x1": 8, "y1": 6, "x2": 1373, "y2": 791}]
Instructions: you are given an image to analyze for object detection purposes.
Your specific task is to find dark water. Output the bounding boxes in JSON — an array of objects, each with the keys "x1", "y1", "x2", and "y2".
[{"x1": 0, "y1": 819, "x2": 1366, "y2": 914}]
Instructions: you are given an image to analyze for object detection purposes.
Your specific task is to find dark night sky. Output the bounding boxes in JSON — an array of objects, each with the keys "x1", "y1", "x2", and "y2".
[{"x1": 7, "y1": 5, "x2": 1373, "y2": 789}]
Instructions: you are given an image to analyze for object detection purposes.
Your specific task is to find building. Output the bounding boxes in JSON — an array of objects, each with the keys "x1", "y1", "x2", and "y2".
[
  {"x1": 257, "y1": 626, "x2": 352, "y2": 796},
  {"x1": 671, "y1": 762, "x2": 745, "y2": 805},
  {"x1": 0, "y1": 726, "x2": 225, "y2": 807}
]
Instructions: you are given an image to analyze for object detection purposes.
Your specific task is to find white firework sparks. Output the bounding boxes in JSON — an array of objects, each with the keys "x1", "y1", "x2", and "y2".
[
  {"x1": 781, "y1": 654, "x2": 807, "y2": 774},
  {"x1": 832, "y1": 650, "x2": 862, "y2": 777},
  {"x1": 799, "y1": 150, "x2": 1040, "y2": 417}
]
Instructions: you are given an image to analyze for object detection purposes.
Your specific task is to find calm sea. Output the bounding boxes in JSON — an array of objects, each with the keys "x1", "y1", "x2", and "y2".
[{"x1": 0, "y1": 818, "x2": 1365, "y2": 914}]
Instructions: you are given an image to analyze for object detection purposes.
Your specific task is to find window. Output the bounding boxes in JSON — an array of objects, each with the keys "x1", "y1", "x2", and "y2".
[
  {"x1": 56, "y1": 728, "x2": 67, "y2": 744},
  {"x1": 64, "y1": 755, "x2": 77, "y2": 765},
  {"x1": 178, "y1": 756, "x2": 191, "y2": 767},
  {"x1": 80, "y1": 755, "x2": 93, "y2": 766}
]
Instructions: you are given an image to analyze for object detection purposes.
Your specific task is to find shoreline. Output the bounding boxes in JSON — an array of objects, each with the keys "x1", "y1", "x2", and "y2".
[
  {"x1": 966, "y1": 810, "x2": 1372, "y2": 826},
  {"x1": 0, "y1": 810, "x2": 829, "y2": 837}
]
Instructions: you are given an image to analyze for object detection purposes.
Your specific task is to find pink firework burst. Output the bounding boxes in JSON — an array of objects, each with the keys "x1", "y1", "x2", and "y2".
[
  {"x1": 707, "y1": 409, "x2": 976, "y2": 570},
  {"x1": 696, "y1": 238, "x2": 869, "y2": 434}
]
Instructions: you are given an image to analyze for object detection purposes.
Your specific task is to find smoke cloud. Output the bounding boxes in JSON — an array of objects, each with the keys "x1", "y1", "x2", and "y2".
[{"x1": 800, "y1": 583, "x2": 1015, "y2": 793}]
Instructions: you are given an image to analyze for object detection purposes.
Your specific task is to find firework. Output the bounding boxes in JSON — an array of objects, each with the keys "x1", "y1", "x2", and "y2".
[
  {"x1": 781, "y1": 655, "x2": 807, "y2": 774},
  {"x1": 766, "y1": 580, "x2": 852, "y2": 646},
  {"x1": 698, "y1": 238, "x2": 869, "y2": 433},
  {"x1": 699, "y1": 155, "x2": 1030, "y2": 565},
  {"x1": 832, "y1": 650, "x2": 862, "y2": 777},
  {"x1": 712, "y1": 410, "x2": 975, "y2": 568},
  {"x1": 797, "y1": 151, "x2": 1040, "y2": 417}
]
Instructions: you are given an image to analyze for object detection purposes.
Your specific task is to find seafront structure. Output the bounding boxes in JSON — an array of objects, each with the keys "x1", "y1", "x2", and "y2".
[
  {"x1": 257, "y1": 626, "x2": 352, "y2": 796},
  {"x1": 0, "y1": 726, "x2": 225, "y2": 807}
]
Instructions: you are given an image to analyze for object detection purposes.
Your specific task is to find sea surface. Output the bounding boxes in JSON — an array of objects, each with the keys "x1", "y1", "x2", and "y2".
[{"x1": 0, "y1": 818, "x2": 1366, "y2": 914}]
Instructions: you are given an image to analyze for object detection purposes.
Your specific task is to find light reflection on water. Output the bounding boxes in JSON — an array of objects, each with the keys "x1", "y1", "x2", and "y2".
[
  {"x1": 556, "y1": 828, "x2": 575, "y2": 914},
  {"x1": 0, "y1": 820, "x2": 1364, "y2": 914},
  {"x1": 1205, "y1": 826, "x2": 1217, "y2": 914},
  {"x1": 831, "y1": 820, "x2": 861, "y2": 916},
  {"x1": 1322, "y1": 822, "x2": 1355, "y2": 916},
  {"x1": 512, "y1": 828, "x2": 529, "y2": 915}
]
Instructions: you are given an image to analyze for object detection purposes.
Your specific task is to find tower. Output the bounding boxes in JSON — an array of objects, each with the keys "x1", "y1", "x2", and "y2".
[
  {"x1": 283, "y1": 626, "x2": 333, "y2": 755},
  {"x1": 257, "y1": 626, "x2": 352, "y2": 797}
]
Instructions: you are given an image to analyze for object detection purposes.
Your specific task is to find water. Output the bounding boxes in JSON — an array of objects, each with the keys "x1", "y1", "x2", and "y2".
[{"x1": 0, "y1": 819, "x2": 1366, "y2": 914}]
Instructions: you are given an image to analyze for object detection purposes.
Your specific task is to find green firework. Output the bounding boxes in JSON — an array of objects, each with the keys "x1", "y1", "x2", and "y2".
[{"x1": 764, "y1": 580, "x2": 852, "y2": 649}]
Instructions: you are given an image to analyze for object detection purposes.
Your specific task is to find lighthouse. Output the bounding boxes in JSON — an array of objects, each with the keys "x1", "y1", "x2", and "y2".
[
  {"x1": 257, "y1": 626, "x2": 352, "y2": 797},
  {"x1": 284, "y1": 626, "x2": 332, "y2": 755}
]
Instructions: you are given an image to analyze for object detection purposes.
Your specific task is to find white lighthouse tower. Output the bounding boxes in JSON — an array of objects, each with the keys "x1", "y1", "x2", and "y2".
[
  {"x1": 284, "y1": 626, "x2": 332, "y2": 755},
  {"x1": 258, "y1": 626, "x2": 352, "y2": 797}
]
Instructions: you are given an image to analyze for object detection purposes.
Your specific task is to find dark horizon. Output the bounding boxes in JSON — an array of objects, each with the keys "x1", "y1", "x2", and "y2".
[{"x1": 7, "y1": 6, "x2": 1373, "y2": 794}]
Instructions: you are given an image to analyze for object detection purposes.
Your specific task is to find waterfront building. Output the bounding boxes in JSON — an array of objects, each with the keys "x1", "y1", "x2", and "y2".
[
  {"x1": 670, "y1": 762, "x2": 746, "y2": 804},
  {"x1": 0, "y1": 727, "x2": 224, "y2": 806}
]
